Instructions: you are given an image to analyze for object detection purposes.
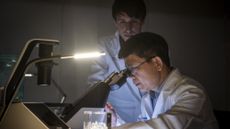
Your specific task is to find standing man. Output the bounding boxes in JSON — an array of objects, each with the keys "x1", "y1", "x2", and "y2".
[
  {"x1": 114, "y1": 32, "x2": 219, "y2": 129},
  {"x1": 88, "y1": 0, "x2": 146, "y2": 123}
]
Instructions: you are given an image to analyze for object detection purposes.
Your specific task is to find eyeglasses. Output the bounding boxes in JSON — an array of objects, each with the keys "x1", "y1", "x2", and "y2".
[
  {"x1": 126, "y1": 56, "x2": 156, "y2": 77},
  {"x1": 116, "y1": 19, "x2": 142, "y2": 28}
]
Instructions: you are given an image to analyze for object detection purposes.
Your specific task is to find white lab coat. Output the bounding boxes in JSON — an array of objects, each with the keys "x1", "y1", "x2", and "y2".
[
  {"x1": 88, "y1": 32, "x2": 142, "y2": 122},
  {"x1": 114, "y1": 69, "x2": 219, "y2": 129}
]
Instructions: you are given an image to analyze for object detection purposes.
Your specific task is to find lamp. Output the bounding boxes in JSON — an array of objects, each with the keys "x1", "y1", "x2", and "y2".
[{"x1": 0, "y1": 38, "x2": 105, "y2": 124}]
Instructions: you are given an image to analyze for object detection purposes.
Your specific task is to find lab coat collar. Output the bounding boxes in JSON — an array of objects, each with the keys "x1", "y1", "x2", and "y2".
[
  {"x1": 160, "y1": 68, "x2": 182, "y2": 92},
  {"x1": 152, "y1": 68, "x2": 182, "y2": 117}
]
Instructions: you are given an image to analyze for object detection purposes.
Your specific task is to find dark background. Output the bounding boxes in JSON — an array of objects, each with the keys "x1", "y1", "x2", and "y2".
[{"x1": 0, "y1": 0, "x2": 228, "y2": 111}]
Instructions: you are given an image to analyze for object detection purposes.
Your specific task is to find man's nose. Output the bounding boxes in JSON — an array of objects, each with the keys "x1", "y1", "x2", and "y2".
[{"x1": 124, "y1": 22, "x2": 132, "y2": 31}]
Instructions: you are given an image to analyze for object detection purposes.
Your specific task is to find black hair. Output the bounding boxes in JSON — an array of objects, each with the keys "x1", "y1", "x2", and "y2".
[
  {"x1": 118, "y1": 32, "x2": 171, "y2": 67},
  {"x1": 112, "y1": 0, "x2": 146, "y2": 21}
]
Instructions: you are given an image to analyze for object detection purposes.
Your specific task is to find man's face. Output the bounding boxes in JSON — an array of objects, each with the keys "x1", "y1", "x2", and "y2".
[
  {"x1": 115, "y1": 12, "x2": 144, "y2": 41},
  {"x1": 125, "y1": 54, "x2": 161, "y2": 91}
]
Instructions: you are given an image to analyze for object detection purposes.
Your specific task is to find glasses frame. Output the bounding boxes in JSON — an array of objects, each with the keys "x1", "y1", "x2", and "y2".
[
  {"x1": 116, "y1": 17, "x2": 143, "y2": 28},
  {"x1": 126, "y1": 56, "x2": 156, "y2": 77}
]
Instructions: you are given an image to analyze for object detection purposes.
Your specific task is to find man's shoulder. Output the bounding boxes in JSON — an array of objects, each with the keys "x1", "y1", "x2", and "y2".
[
  {"x1": 99, "y1": 34, "x2": 118, "y2": 45},
  {"x1": 97, "y1": 34, "x2": 120, "y2": 52},
  {"x1": 163, "y1": 69, "x2": 204, "y2": 93},
  {"x1": 168, "y1": 70, "x2": 206, "y2": 97}
]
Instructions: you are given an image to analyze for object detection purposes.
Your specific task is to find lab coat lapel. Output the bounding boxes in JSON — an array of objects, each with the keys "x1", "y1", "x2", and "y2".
[
  {"x1": 142, "y1": 93, "x2": 154, "y2": 118},
  {"x1": 152, "y1": 90, "x2": 168, "y2": 118}
]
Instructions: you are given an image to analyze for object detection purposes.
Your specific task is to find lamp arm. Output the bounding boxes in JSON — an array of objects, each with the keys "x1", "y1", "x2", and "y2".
[{"x1": 51, "y1": 79, "x2": 67, "y2": 103}]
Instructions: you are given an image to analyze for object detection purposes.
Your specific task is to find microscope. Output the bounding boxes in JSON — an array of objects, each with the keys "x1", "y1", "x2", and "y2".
[{"x1": 61, "y1": 69, "x2": 131, "y2": 122}]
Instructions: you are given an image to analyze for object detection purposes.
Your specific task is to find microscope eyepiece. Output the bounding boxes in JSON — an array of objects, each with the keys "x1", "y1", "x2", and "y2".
[{"x1": 103, "y1": 68, "x2": 131, "y2": 90}]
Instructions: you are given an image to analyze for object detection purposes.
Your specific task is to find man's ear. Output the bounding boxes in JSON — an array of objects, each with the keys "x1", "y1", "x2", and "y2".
[{"x1": 152, "y1": 56, "x2": 163, "y2": 71}]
